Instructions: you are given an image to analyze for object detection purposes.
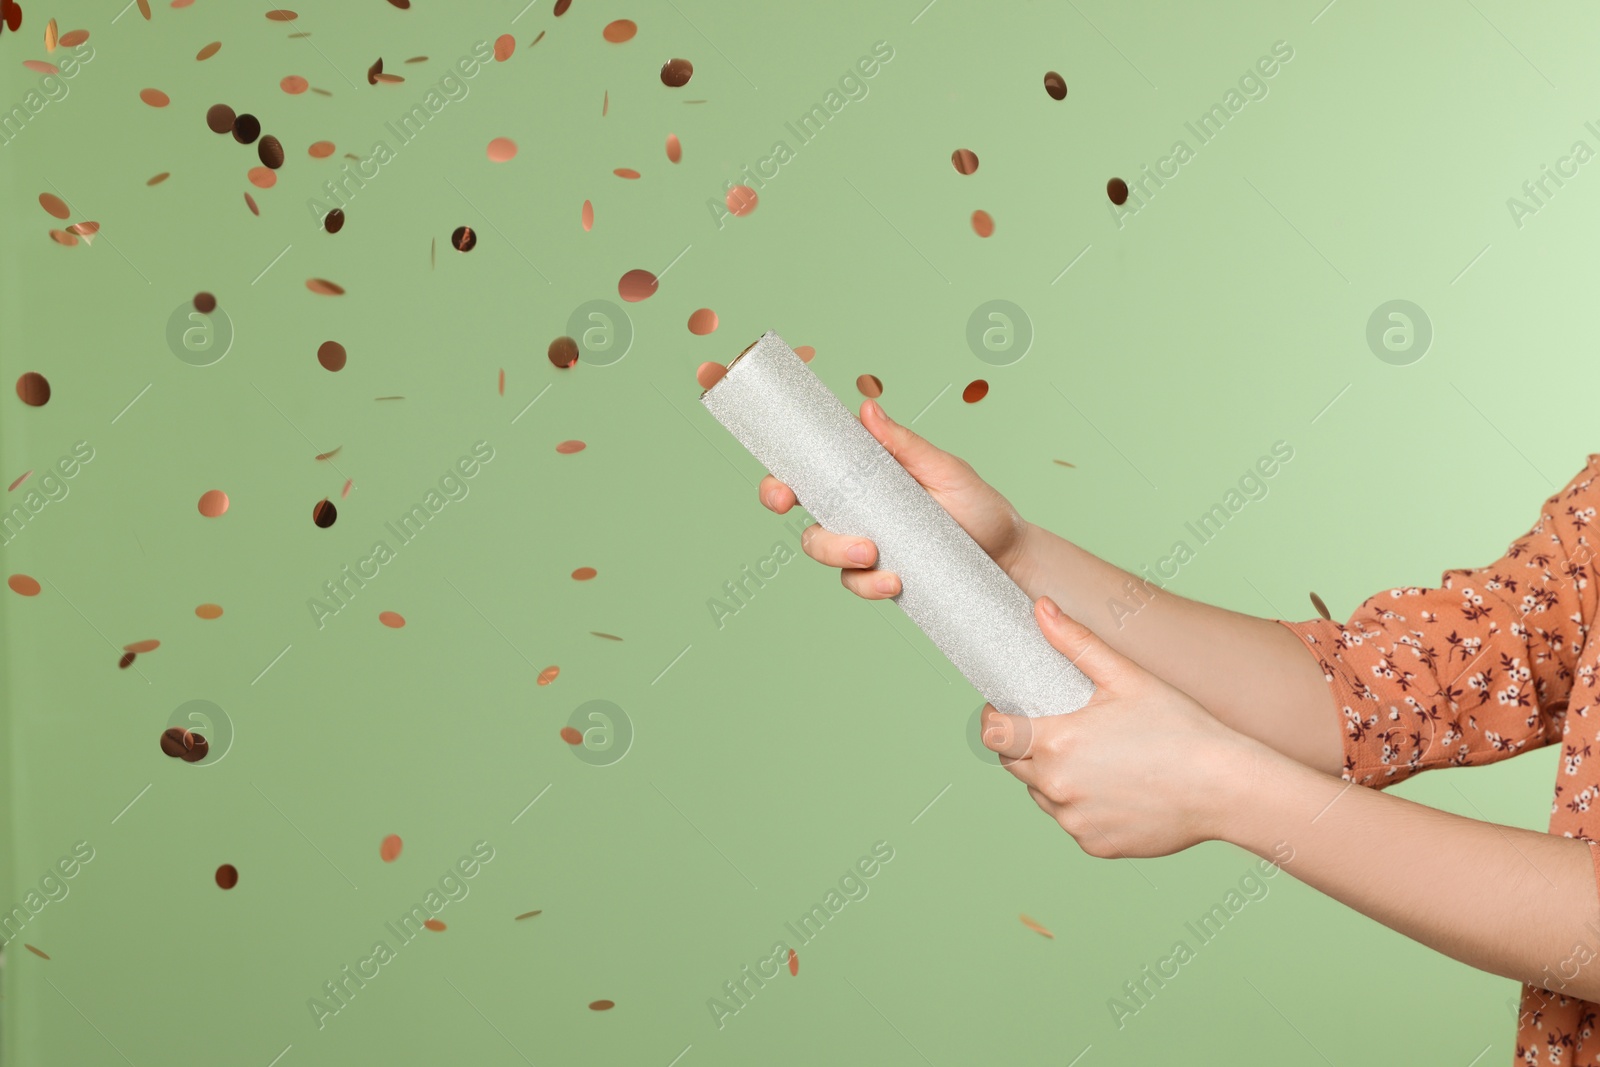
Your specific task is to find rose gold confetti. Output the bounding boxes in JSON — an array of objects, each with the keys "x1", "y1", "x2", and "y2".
[
  {"x1": 589, "y1": 1000, "x2": 615, "y2": 1011},
  {"x1": 788, "y1": 949, "x2": 799, "y2": 976},
  {"x1": 660, "y1": 58, "x2": 693, "y2": 87},
  {"x1": 148, "y1": 172, "x2": 171, "y2": 185},
  {"x1": 247, "y1": 166, "x2": 276, "y2": 188},
  {"x1": 314, "y1": 446, "x2": 341, "y2": 462},
  {"x1": 7, "y1": 471, "x2": 30, "y2": 492},
  {"x1": 341, "y1": 479, "x2": 353, "y2": 498},
  {"x1": 537, "y1": 665, "x2": 560, "y2": 685},
  {"x1": 68, "y1": 221, "x2": 99, "y2": 238},
  {"x1": 962, "y1": 379, "x2": 989, "y2": 403},
  {"x1": 374, "y1": 71, "x2": 404, "y2": 85},
  {"x1": 280, "y1": 74, "x2": 307, "y2": 93},
  {"x1": 196, "y1": 41, "x2": 221, "y2": 61},
  {"x1": 317, "y1": 340, "x2": 346, "y2": 371},
  {"x1": 22, "y1": 61, "x2": 58, "y2": 75},
  {"x1": 498, "y1": 369, "x2": 505, "y2": 395},
  {"x1": 726, "y1": 184, "x2": 757, "y2": 217},
  {"x1": 554, "y1": 0, "x2": 571, "y2": 13},
  {"x1": 367, "y1": 57, "x2": 383, "y2": 84},
  {"x1": 515, "y1": 909, "x2": 543, "y2": 920},
  {"x1": 952, "y1": 148, "x2": 978, "y2": 175},
  {"x1": 386, "y1": 0, "x2": 410, "y2": 8},
  {"x1": 215, "y1": 864, "x2": 239, "y2": 890},
  {"x1": 687, "y1": 308, "x2": 717, "y2": 335},
  {"x1": 1107, "y1": 178, "x2": 1128, "y2": 206},
  {"x1": 856, "y1": 374, "x2": 883, "y2": 399},
  {"x1": 601, "y1": 19, "x2": 635, "y2": 42},
  {"x1": 308, "y1": 140, "x2": 335, "y2": 158},
  {"x1": 379, "y1": 611, "x2": 405, "y2": 629},
  {"x1": 38, "y1": 193, "x2": 68, "y2": 219},
  {"x1": 140, "y1": 88, "x2": 170, "y2": 107},
  {"x1": 1020, "y1": 914, "x2": 1055, "y2": 939},
  {"x1": 423, "y1": 919, "x2": 445, "y2": 932},
  {"x1": 602, "y1": 89, "x2": 608, "y2": 116},
  {"x1": 312, "y1": 498, "x2": 337, "y2": 528},
  {"x1": 555, "y1": 440, "x2": 586, "y2": 455},
  {"x1": 124, "y1": 639, "x2": 160, "y2": 654},
  {"x1": 617, "y1": 268, "x2": 657, "y2": 302},
  {"x1": 591, "y1": 632, "x2": 622, "y2": 641},
  {"x1": 547, "y1": 337, "x2": 579, "y2": 369},
  {"x1": 24, "y1": 945, "x2": 49, "y2": 960},
  {"x1": 451, "y1": 225, "x2": 476, "y2": 251},
  {"x1": 307, "y1": 278, "x2": 344, "y2": 295},
  {"x1": 529, "y1": 30, "x2": 545, "y2": 45},
  {"x1": 613, "y1": 167, "x2": 640, "y2": 179},
  {"x1": 695, "y1": 362, "x2": 726, "y2": 390},
  {"x1": 266, "y1": 8, "x2": 297, "y2": 21},
  {"x1": 560, "y1": 726, "x2": 583, "y2": 745},
  {"x1": 971, "y1": 210, "x2": 994, "y2": 237},
  {"x1": 581, "y1": 199, "x2": 593, "y2": 231},
  {"x1": 1044, "y1": 71, "x2": 1067, "y2": 100},
  {"x1": 198, "y1": 490, "x2": 229, "y2": 517},
  {"x1": 16, "y1": 372, "x2": 50, "y2": 406},
  {"x1": 195, "y1": 603, "x2": 224, "y2": 619},
  {"x1": 44, "y1": 18, "x2": 56, "y2": 50},
  {"x1": 794, "y1": 345, "x2": 815, "y2": 363},
  {"x1": 494, "y1": 33, "x2": 514, "y2": 61},
  {"x1": 8, "y1": 575, "x2": 41, "y2": 597},
  {"x1": 244, "y1": 192, "x2": 259, "y2": 216},
  {"x1": 60, "y1": 30, "x2": 89, "y2": 47},
  {"x1": 487, "y1": 136, "x2": 517, "y2": 162},
  {"x1": 1052, "y1": 460, "x2": 1076, "y2": 468},
  {"x1": 666, "y1": 133, "x2": 682, "y2": 163},
  {"x1": 118, "y1": 652, "x2": 136, "y2": 669},
  {"x1": 47, "y1": 229, "x2": 78, "y2": 247},
  {"x1": 571, "y1": 567, "x2": 597, "y2": 581},
  {"x1": 1309, "y1": 591, "x2": 1331, "y2": 620},
  {"x1": 380, "y1": 834, "x2": 403, "y2": 861}
]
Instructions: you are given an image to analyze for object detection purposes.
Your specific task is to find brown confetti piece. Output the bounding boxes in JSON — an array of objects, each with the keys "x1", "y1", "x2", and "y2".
[
  {"x1": 788, "y1": 949, "x2": 799, "y2": 976},
  {"x1": 560, "y1": 726, "x2": 583, "y2": 745},
  {"x1": 581, "y1": 199, "x2": 593, "y2": 231},
  {"x1": 181, "y1": 734, "x2": 209, "y2": 763},
  {"x1": 341, "y1": 479, "x2": 353, "y2": 499},
  {"x1": 962, "y1": 379, "x2": 989, "y2": 403},
  {"x1": 2, "y1": 2, "x2": 20, "y2": 32},
  {"x1": 16, "y1": 372, "x2": 50, "y2": 406},
  {"x1": 196, "y1": 41, "x2": 220, "y2": 61},
  {"x1": 374, "y1": 71, "x2": 405, "y2": 84},
  {"x1": 952, "y1": 148, "x2": 979, "y2": 175},
  {"x1": 124, "y1": 639, "x2": 160, "y2": 653},
  {"x1": 726, "y1": 184, "x2": 757, "y2": 217},
  {"x1": 7, "y1": 575, "x2": 40, "y2": 597},
  {"x1": 424, "y1": 919, "x2": 446, "y2": 932},
  {"x1": 1044, "y1": 71, "x2": 1067, "y2": 100},
  {"x1": 971, "y1": 209, "x2": 995, "y2": 237},
  {"x1": 23, "y1": 61, "x2": 59, "y2": 75},
  {"x1": 118, "y1": 652, "x2": 136, "y2": 670},
  {"x1": 547, "y1": 336, "x2": 579, "y2": 369},
  {"x1": 660, "y1": 58, "x2": 693, "y2": 87},
  {"x1": 1052, "y1": 460, "x2": 1076, "y2": 468},
  {"x1": 1019, "y1": 914, "x2": 1055, "y2": 939},
  {"x1": 68, "y1": 221, "x2": 100, "y2": 238},
  {"x1": 405, "y1": 56, "x2": 428, "y2": 63},
  {"x1": 195, "y1": 603, "x2": 223, "y2": 619},
  {"x1": 515, "y1": 910, "x2": 543, "y2": 920},
  {"x1": 307, "y1": 278, "x2": 344, "y2": 295},
  {"x1": 314, "y1": 446, "x2": 341, "y2": 461},
  {"x1": 244, "y1": 192, "x2": 259, "y2": 216},
  {"x1": 215, "y1": 864, "x2": 238, "y2": 890},
  {"x1": 47, "y1": 229, "x2": 77, "y2": 247},
  {"x1": 613, "y1": 167, "x2": 640, "y2": 179},
  {"x1": 589, "y1": 1000, "x2": 615, "y2": 1011},
  {"x1": 451, "y1": 225, "x2": 476, "y2": 252},
  {"x1": 537, "y1": 665, "x2": 560, "y2": 686},
  {"x1": 687, "y1": 308, "x2": 717, "y2": 335},
  {"x1": 430, "y1": 237, "x2": 436, "y2": 267},
  {"x1": 1309, "y1": 591, "x2": 1331, "y2": 620},
  {"x1": 247, "y1": 166, "x2": 276, "y2": 188},
  {"x1": 602, "y1": 90, "x2": 608, "y2": 116},
  {"x1": 232, "y1": 112, "x2": 260, "y2": 143},
  {"x1": 205, "y1": 103, "x2": 235, "y2": 134},
  {"x1": 380, "y1": 834, "x2": 403, "y2": 861},
  {"x1": 379, "y1": 611, "x2": 405, "y2": 629},
  {"x1": 44, "y1": 17, "x2": 55, "y2": 50},
  {"x1": 571, "y1": 567, "x2": 597, "y2": 581},
  {"x1": 7, "y1": 471, "x2": 30, "y2": 492},
  {"x1": 794, "y1": 345, "x2": 815, "y2": 363},
  {"x1": 280, "y1": 74, "x2": 307, "y2": 93},
  {"x1": 487, "y1": 136, "x2": 517, "y2": 162},
  {"x1": 376, "y1": 396, "x2": 404, "y2": 401},
  {"x1": 494, "y1": 33, "x2": 514, "y2": 61},
  {"x1": 147, "y1": 172, "x2": 171, "y2": 186},
  {"x1": 59, "y1": 29, "x2": 89, "y2": 47},
  {"x1": 856, "y1": 374, "x2": 883, "y2": 399},
  {"x1": 555, "y1": 440, "x2": 586, "y2": 454},
  {"x1": 308, "y1": 140, "x2": 335, "y2": 158},
  {"x1": 498, "y1": 369, "x2": 505, "y2": 395},
  {"x1": 367, "y1": 57, "x2": 382, "y2": 85},
  {"x1": 386, "y1": 0, "x2": 410, "y2": 7},
  {"x1": 666, "y1": 133, "x2": 682, "y2": 162},
  {"x1": 173, "y1": 1, "x2": 196, "y2": 9},
  {"x1": 38, "y1": 192, "x2": 68, "y2": 219},
  {"x1": 695, "y1": 362, "x2": 726, "y2": 390},
  {"x1": 1106, "y1": 177, "x2": 1129, "y2": 206},
  {"x1": 591, "y1": 632, "x2": 622, "y2": 641},
  {"x1": 160, "y1": 727, "x2": 197, "y2": 758},
  {"x1": 198, "y1": 489, "x2": 229, "y2": 517},
  {"x1": 312, "y1": 499, "x2": 337, "y2": 528},
  {"x1": 265, "y1": 9, "x2": 297, "y2": 21},
  {"x1": 24, "y1": 945, "x2": 48, "y2": 960},
  {"x1": 193, "y1": 291, "x2": 216, "y2": 313},
  {"x1": 601, "y1": 19, "x2": 635, "y2": 42},
  {"x1": 554, "y1": 0, "x2": 571, "y2": 13},
  {"x1": 617, "y1": 268, "x2": 657, "y2": 302},
  {"x1": 140, "y1": 88, "x2": 170, "y2": 107},
  {"x1": 310, "y1": 86, "x2": 332, "y2": 96}
]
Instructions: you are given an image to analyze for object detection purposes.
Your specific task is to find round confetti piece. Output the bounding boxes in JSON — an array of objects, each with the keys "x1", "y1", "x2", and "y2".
[
  {"x1": 971, "y1": 209, "x2": 995, "y2": 237},
  {"x1": 1309, "y1": 591, "x2": 1331, "y2": 620},
  {"x1": 48, "y1": 229, "x2": 78, "y2": 247},
  {"x1": 22, "y1": 61, "x2": 59, "y2": 75},
  {"x1": 554, "y1": 0, "x2": 571, "y2": 13},
  {"x1": 952, "y1": 148, "x2": 979, "y2": 174},
  {"x1": 312, "y1": 498, "x2": 337, "y2": 529},
  {"x1": 660, "y1": 58, "x2": 693, "y2": 87},
  {"x1": 451, "y1": 225, "x2": 476, "y2": 252},
  {"x1": 258, "y1": 135, "x2": 285, "y2": 168},
  {"x1": 665, "y1": 133, "x2": 682, "y2": 163},
  {"x1": 537, "y1": 665, "x2": 560, "y2": 685},
  {"x1": 306, "y1": 278, "x2": 344, "y2": 295},
  {"x1": 548, "y1": 337, "x2": 579, "y2": 369},
  {"x1": 613, "y1": 168, "x2": 640, "y2": 179},
  {"x1": 794, "y1": 345, "x2": 815, "y2": 363},
  {"x1": 487, "y1": 136, "x2": 517, "y2": 162},
  {"x1": 726, "y1": 185, "x2": 758, "y2": 217},
  {"x1": 581, "y1": 199, "x2": 594, "y2": 231},
  {"x1": 695, "y1": 362, "x2": 726, "y2": 390},
  {"x1": 206, "y1": 103, "x2": 236, "y2": 134},
  {"x1": 424, "y1": 919, "x2": 446, "y2": 932},
  {"x1": 38, "y1": 192, "x2": 68, "y2": 219},
  {"x1": 118, "y1": 652, "x2": 137, "y2": 670},
  {"x1": 571, "y1": 567, "x2": 597, "y2": 581},
  {"x1": 16, "y1": 372, "x2": 50, "y2": 406},
  {"x1": 856, "y1": 374, "x2": 883, "y2": 399},
  {"x1": 560, "y1": 726, "x2": 583, "y2": 745},
  {"x1": 589, "y1": 1000, "x2": 615, "y2": 1011},
  {"x1": 247, "y1": 166, "x2": 276, "y2": 189},
  {"x1": 324, "y1": 208, "x2": 344, "y2": 234},
  {"x1": 379, "y1": 611, "x2": 405, "y2": 629},
  {"x1": 962, "y1": 379, "x2": 989, "y2": 403},
  {"x1": 244, "y1": 192, "x2": 260, "y2": 216},
  {"x1": 380, "y1": 834, "x2": 403, "y2": 862},
  {"x1": 181, "y1": 734, "x2": 209, "y2": 763},
  {"x1": 124, "y1": 639, "x2": 160, "y2": 654},
  {"x1": 494, "y1": 33, "x2": 514, "y2": 61},
  {"x1": 24, "y1": 945, "x2": 49, "y2": 960},
  {"x1": 601, "y1": 19, "x2": 635, "y2": 42},
  {"x1": 7, "y1": 575, "x2": 41, "y2": 597},
  {"x1": 1106, "y1": 177, "x2": 1129, "y2": 206},
  {"x1": 215, "y1": 864, "x2": 239, "y2": 890},
  {"x1": 68, "y1": 221, "x2": 99, "y2": 239},
  {"x1": 160, "y1": 727, "x2": 197, "y2": 758},
  {"x1": 687, "y1": 308, "x2": 718, "y2": 335},
  {"x1": 198, "y1": 490, "x2": 229, "y2": 518},
  {"x1": 280, "y1": 74, "x2": 307, "y2": 93},
  {"x1": 1044, "y1": 71, "x2": 1067, "y2": 100},
  {"x1": 140, "y1": 88, "x2": 170, "y2": 108},
  {"x1": 555, "y1": 440, "x2": 586, "y2": 455},
  {"x1": 788, "y1": 949, "x2": 799, "y2": 976},
  {"x1": 195, "y1": 603, "x2": 223, "y2": 619},
  {"x1": 232, "y1": 113, "x2": 261, "y2": 144},
  {"x1": 196, "y1": 41, "x2": 221, "y2": 61},
  {"x1": 308, "y1": 140, "x2": 335, "y2": 158},
  {"x1": 193, "y1": 291, "x2": 216, "y2": 313},
  {"x1": 59, "y1": 29, "x2": 89, "y2": 47},
  {"x1": 617, "y1": 268, "x2": 657, "y2": 302},
  {"x1": 148, "y1": 172, "x2": 171, "y2": 186},
  {"x1": 265, "y1": 9, "x2": 297, "y2": 21}
]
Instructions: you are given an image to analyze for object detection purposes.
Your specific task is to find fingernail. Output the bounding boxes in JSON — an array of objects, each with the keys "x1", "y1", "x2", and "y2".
[
  {"x1": 847, "y1": 542, "x2": 873, "y2": 565},
  {"x1": 876, "y1": 575, "x2": 898, "y2": 595},
  {"x1": 1040, "y1": 596, "x2": 1061, "y2": 619},
  {"x1": 863, "y1": 399, "x2": 881, "y2": 420}
]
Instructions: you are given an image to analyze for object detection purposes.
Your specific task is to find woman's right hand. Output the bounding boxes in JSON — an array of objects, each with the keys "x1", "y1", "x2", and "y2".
[{"x1": 758, "y1": 398, "x2": 1034, "y2": 600}]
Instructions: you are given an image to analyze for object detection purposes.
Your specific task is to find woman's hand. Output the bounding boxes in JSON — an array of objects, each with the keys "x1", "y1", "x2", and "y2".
[
  {"x1": 758, "y1": 398, "x2": 1033, "y2": 599},
  {"x1": 982, "y1": 595, "x2": 1270, "y2": 859}
]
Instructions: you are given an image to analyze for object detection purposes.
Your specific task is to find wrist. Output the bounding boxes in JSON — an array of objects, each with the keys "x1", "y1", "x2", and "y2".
[
  {"x1": 1207, "y1": 734, "x2": 1298, "y2": 851},
  {"x1": 1000, "y1": 519, "x2": 1042, "y2": 590}
]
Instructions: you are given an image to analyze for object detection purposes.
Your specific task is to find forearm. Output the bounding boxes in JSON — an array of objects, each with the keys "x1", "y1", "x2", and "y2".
[
  {"x1": 1009, "y1": 521, "x2": 1343, "y2": 773},
  {"x1": 1225, "y1": 746, "x2": 1600, "y2": 998}
]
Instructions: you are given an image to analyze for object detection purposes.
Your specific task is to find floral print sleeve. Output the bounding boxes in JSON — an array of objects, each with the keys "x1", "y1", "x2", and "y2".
[{"x1": 1275, "y1": 455, "x2": 1600, "y2": 788}]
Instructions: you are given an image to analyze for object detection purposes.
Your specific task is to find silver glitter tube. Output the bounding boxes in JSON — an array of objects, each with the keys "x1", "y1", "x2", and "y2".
[{"x1": 699, "y1": 330, "x2": 1094, "y2": 718}]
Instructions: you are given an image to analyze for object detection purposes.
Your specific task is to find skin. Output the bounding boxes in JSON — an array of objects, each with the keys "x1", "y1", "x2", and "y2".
[{"x1": 758, "y1": 396, "x2": 1600, "y2": 1002}]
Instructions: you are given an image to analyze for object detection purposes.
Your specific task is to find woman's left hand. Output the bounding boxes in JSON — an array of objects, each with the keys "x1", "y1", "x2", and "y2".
[{"x1": 981, "y1": 596, "x2": 1269, "y2": 858}]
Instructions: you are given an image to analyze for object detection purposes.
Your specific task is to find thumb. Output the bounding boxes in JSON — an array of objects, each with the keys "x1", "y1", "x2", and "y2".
[
  {"x1": 860, "y1": 398, "x2": 968, "y2": 490},
  {"x1": 1035, "y1": 596, "x2": 1134, "y2": 689}
]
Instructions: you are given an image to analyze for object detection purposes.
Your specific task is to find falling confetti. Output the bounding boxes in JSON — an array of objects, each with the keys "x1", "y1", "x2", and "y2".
[
  {"x1": 602, "y1": 90, "x2": 608, "y2": 116},
  {"x1": 265, "y1": 8, "x2": 297, "y2": 21},
  {"x1": 198, "y1": 490, "x2": 229, "y2": 517},
  {"x1": 312, "y1": 499, "x2": 337, "y2": 528},
  {"x1": 666, "y1": 133, "x2": 682, "y2": 163},
  {"x1": 487, "y1": 137, "x2": 517, "y2": 162},
  {"x1": 424, "y1": 919, "x2": 446, "y2": 932},
  {"x1": 44, "y1": 17, "x2": 55, "y2": 50},
  {"x1": 215, "y1": 864, "x2": 239, "y2": 890},
  {"x1": 725, "y1": 185, "x2": 758, "y2": 217},
  {"x1": 589, "y1": 1000, "x2": 615, "y2": 1011},
  {"x1": 258, "y1": 136, "x2": 285, "y2": 169},
  {"x1": 193, "y1": 291, "x2": 217, "y2": 313},
  {"x1": 306, "y1": 278, "x2": 344, "y2": 295},
  {"x1": 856, "y1": 374, "x2": 883, "y2": 399},
  {"x1": 341, "y1": 479, "x2": 353, "y2": 499},
  {"x1": 244, "y1": 193, "x2": 260, "y2": 216},
  {"x1": 148, "y1": 172, "x2": 171, "y2": 186},
  {"x1": 8, "y1": 575, "x2": 41, "y2": 597},
  {"x1": 547, "y1": 337, "x2": 579, "y2": 368},
  {"x1": 962, "y1": 380, "x2": 989, "y2": 403},
  {"x1": 7, "y1": 471, "x2": 30, "y2": 491},
  {"x1": 1309, "y1": 592, "x2": 1331, "y2": 620},
  {"x1": 232, "y1": 113, "x2": 261, "y2": 144},
  {"x1": 318, "y1": 341, "x2": 347, "y2": 371},
  {"x1": 161, "y1": 727, "x2": 198, "y2": 758},
  {"x1": 571, "y1": 567, "x2": 597, "y2": 580},
  {"x1": 378, "y1": 611, "x2": 405, "y2": 629},
  {"x1": 660, "y1": 58, "x2": 693, "y2": 87},
  {"x1": 1043, "y1": 71, "x2": 1067, "y2": 100},
  {"x1": 971, "y1": 210, "x2": 995, "y2": 237},
  {"x1": 140, "y1": 88, "x2": 170, "y2": 108},
  {"x1": 195, "y1": 603, "x2": 224, "y2": 619},
  {"x1": 124, "y1": 639, "x2": 160, "y2": 654},
  {"x1": 1052, "y1": 460, "x2": 1077, "y2": 468},
  {"x1": 380, "y1": 834, "x2": 403, "y2": 862},
  {"x1": 590, "y1": 632, "x2": 623, "y2": 641},
  {"x1": 118, "y1": 652, "x2": 137, "y2": 670},
  {"x1": 794, "y1": 345, "x2": 815, "y2": 363},
  {"x1": 308, "y1": 141, "x2": 336, "y2": 158},
  {"x1": 59, "y1": 30, "x2": 89, "y2": 47},
  {"x1": 613, "y1": 168, "x2": 640, "y2": 179},
  {"x1": 206, "y1": 103, "x2": 236, "y2": 134},
  {"x1": 24, "y1": 945, "x2": 49, "y2": 960},
  {"x1": 601, "y1": 19, "x2": 635, "y2": 42},
  {"x1": 560, "y1": 726, "x2": 583, "y2": 745},
  {"x1": 498, "y1": 369, "x2": 505, "y2": 395},
  {"x1": 696, "y1": 362, "x2": 726, "y2": 390},
  {"x1": 280, "y1": 74, "x2": 307, "y2": 93},
  {"x1": 38, "y1": 193, "x2": 68, "y2": 219},
  {"x1": 554, "y1": 0, "x2": 571, "y2": 13},
  {"x1": 493, "y1": 33, "x2": 515, "y2": 61},
  {"x1": 952, "y1": 148, "x2": 978, "y2": 175},
  {"x1": 1019, "y1": 914, "x2": 1055, "y2": 939},
  {"x1": 247, "y1": 167, "x2": 276, "y2": 189},
  {"x1": 788, "y1": 949, "x2": 799, "y2": 976},
  {"x1": 16, "y1": 372, "x2": 50, "y2": 406},
  {"x1": 617, "y1": 269, "x2": 657, "y2": 302},
  {"x1": 47, "y1": 229, "x2": 78, "y2": 247},
  {"x1": 687, "y1": 308, "x2": 717, "y2": 335},
  {"x1": 515, "y1": 910, "x2": 543, "y2": 920},
  {"x1": 324, "y1": 208, "x2": 344, "y2": 234},
  {"x1": 537, "y1": 665, "x2": 560, "y2": 685},
  {"x1": 581, "y1": 200, "x2": 594, "y2": 231},
  {"x1": 1107, "y1": 178, "x2": 1129, "y2": 206},
  {"x1": 451, "y1": 226, "x2": 476, "y2": 252}
]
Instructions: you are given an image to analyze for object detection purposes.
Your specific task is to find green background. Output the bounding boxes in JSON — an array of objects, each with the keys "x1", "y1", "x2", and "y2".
[{"x1": 1, "y1": 0, "x2": 1593, "y2": 1063}]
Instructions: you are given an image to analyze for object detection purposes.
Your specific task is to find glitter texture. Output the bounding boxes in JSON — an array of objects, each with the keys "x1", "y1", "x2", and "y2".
[{"x1": 700, "y1": 330, "x2": 1094, "y2": 718}]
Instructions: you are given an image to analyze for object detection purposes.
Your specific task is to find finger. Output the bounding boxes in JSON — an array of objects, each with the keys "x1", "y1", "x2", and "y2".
[
  {"x1": 841, "y1": 568, "x2": 901, "y2": 600},
  {"x1": 1025, "y1": 785, "x2": 1064, "y2": 818},
  {"x1": 1035, "y1": 596, "x2": 1136, "y2": 691},
  {"x1": 799, "y1": 524, "x2": 879, "y2": 569},
  {"x1": 758, "y1": 475, "x2": 797, "y2": 514},
  {"x1": 979, "y1": 706, "x2": 1040, "y2": 760},
  {"x1": 859, "y1": 399, "x2": 967, "y2": 490}
]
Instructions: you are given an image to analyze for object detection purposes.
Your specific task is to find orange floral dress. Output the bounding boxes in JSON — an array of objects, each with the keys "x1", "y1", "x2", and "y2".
[{"x1": 1276, "y1": 454, "x2": 1600, "y2": 1067}]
